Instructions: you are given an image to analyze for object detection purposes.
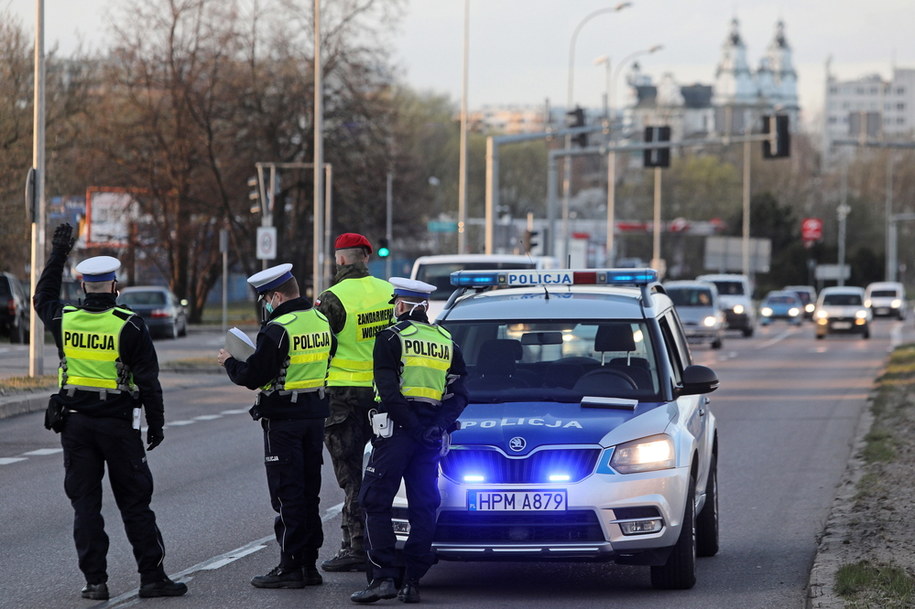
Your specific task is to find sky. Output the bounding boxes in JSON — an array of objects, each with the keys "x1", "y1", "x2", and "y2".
[{"x1": 7, "y1": 0, "x2": 915, "y2": 130}]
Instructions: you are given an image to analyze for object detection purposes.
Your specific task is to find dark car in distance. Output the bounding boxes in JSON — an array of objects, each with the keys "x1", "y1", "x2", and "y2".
[
  {"x1": 117, "y1": 285, "x2": 189, "y2": 339},
  {"x1": 0, "y1": 272, "x2": 30, "y2": 343}
]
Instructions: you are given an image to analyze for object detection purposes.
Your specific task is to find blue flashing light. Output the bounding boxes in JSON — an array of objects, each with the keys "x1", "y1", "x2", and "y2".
[
  {"x1": 463, "y1": 474, "x2": 485, "y2": 483},
  {"x1": 450, "y1": 268, "x2": 658, "y2": 288},
  {"x1": 548, "y1": 473, "x2": 571, "y2": 482}
]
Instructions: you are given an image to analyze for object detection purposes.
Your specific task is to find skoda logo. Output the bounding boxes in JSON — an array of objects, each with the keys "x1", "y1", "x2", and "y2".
[{"x1": 509, "y1": 437, "x2": 526, "y2": 452}]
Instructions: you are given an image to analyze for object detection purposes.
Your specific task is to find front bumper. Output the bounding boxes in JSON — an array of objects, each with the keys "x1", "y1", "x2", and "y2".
[{"x1": 395, "y1": 467, "x2": 691, "y2": 565}]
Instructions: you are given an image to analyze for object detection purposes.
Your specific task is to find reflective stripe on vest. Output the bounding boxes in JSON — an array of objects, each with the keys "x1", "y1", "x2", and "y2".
[
  {"x1": 325, "y1": 277, "x2": 393, "y2": 387},
  {"x1": 261, "y1": 309, "x2": 332, "y2": 394},
  {"x1": 60, "y1": 306, "x2": 135, "y2": 392},
  {"x1": 395, "y1": 322, "x2": 453, "y2": 404}
]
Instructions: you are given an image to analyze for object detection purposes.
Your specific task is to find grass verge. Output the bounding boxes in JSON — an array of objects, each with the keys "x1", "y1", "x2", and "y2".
[
  {"x1": 0, "y1": 375, "x2": 57, "y2": 395},
  {"x1": 835, "y1": 561, "x2": 915, "y2": 608}
]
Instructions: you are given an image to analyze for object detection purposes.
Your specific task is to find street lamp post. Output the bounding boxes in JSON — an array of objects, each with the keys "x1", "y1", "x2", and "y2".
[
  {"x1": 602, "y1": 44, "x2": 662, "y2": 265},
  {"x1": 562, "y1": 2, "x2": 631, "y2": 262}
]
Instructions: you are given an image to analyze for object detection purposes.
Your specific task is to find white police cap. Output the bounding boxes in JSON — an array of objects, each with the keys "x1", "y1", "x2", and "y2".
[
  {"x1": 247, "y1": 263, "x2": 294, "y2": 295},
  {"x1": 388, "y1": 277, "x2": 436, "y2": 304},
  {"x1": 75, "y1": 256, "x2": 121, "y2": 282}
]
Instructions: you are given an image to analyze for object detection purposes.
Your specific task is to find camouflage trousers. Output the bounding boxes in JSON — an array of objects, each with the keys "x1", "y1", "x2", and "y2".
[{"x1": 324, "y1": 386, "x2": 375, "y2": 552}]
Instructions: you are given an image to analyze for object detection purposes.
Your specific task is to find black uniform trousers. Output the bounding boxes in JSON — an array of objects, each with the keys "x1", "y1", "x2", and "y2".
[
  {"x1": 360, "y1": 427, "x2": 441, "y2": 582},
  {"x1": 261, "y1": 417, "x2": 325, "y2": 568},
  {"x1": 60, "y1": 413, "x2": 166, "y2": 585}
]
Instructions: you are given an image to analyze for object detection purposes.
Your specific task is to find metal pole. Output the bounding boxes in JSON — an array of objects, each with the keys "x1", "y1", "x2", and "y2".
[
  {"x1": 605, "y1": 150, "x2": 616, "y2": 265},
  {"x1": 741, "y1": 137, "x2": 751, "y2": 277},
  {"x1": 385, "y1": 172, "x2": 393, "y2": 279},
  {"x1": 838, "y1": 170, "x2": 849, "y2": 287},
  {"x1": 885, "y1": 152, "x2": 894, "y2": 281},
  {"x1": 652, "y1": 166, "x2": 661, "y2": 274},
  {"x1": 312, "y1": 0, "x2": 324, "y2": 296},
  {"x1": 547, "y1": 154, "x2": 557, "y2": 257},
  {"x1": 484, "y1": 137, "x2": 495, "y2": 254},
  {"x1": 457, "y1": 0, "x2": 469, "y2": 254},
  {"x1": 220, "y1": 228, "x2": 228, "y2": 335},
  {"x1": 29, "y1": 0, "x2": 46, "y2": 377},
  {"x1": 324, "y1": 164, "x2": 333, "y2": 287}
]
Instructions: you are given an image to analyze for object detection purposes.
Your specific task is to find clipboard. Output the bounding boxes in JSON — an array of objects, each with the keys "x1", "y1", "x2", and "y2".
[{"x1": 225, "y1": 327, "x2": 256, "y2": 360}]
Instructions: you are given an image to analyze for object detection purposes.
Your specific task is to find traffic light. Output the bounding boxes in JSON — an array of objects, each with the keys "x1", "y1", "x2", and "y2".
[
  {"x1": 566, "y1": 106, "x2": 588, "y2": 148},
  {"x1": 377, "y1": 238, "x2": 391, "y2": 258},
  {"x1": 522, "y1": 229, "x2": 539, "y2": 254},
  {"x1": 247, "y1": 176, "x2": 260, "y2": 213},
  {"x1": 762, "y1": 114, "x2": 790, "y2": 159},
  {"x1": 643, "y1": 126, "x2": 671, "y2": 168}
]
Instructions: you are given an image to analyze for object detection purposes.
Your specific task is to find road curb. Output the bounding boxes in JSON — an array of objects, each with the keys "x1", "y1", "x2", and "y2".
[
  {"x1": 805, "y1": 384, "x2": 878, "y2": 608},
  {"x1": 0, "y1": 392, "x2": 52, "y2": 420}
]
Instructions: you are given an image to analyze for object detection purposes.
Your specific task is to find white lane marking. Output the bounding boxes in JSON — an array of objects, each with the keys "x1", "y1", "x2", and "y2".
[
  {"x1": 220, "y1": 409, "x2": 249, "y2": 415},
  {"x1": 22, "y1": 448, "x2": 63, "y2": 456},
  {"x1": 105, "y1": 502, "x2": 347, "y2": 607},
  {"x1": 0, "y1": 457, "x2": 27, "y2": 465},
  {"x1": 193, "y1": 415, "x2": 222, "y2": 421},
  {"x1": 757, "y1": 326, "x2": 798, "y2": 349},
  {"x1": 167, "y1": 420, "x2": 196, "y2": 426}
]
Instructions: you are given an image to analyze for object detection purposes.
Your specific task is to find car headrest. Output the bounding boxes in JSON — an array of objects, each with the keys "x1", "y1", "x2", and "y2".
[{"x1": 595, "y1": 324, "x2": 636, "y2": 352}]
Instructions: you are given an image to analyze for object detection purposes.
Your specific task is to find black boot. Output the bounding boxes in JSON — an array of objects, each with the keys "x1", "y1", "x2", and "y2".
[
  {"x1": 250, "y1": 565, "x2": 305, "y2": 589},
  {"x1": 351, "y1": 578, "x2": 397, "y2": 603},
  {"x1": 80, "y1": 583, "x2": 109, "y2": 600},
  {"x1": 398, "y1": 579, "x2": 421, "y2": 603},
  {"x1": 322, "y1": 548, "x2": 367, "y2": 572},
  {"x1": 138, "y1": 576, "x2": 188, "y2": 598},
  {"x1": 303, "y1": 565, "x2": 323, "y2": 586}
]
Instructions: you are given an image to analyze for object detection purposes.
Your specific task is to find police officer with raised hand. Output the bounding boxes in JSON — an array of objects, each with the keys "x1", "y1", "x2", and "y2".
[
  {"x1": 352, "y1": 278, "x2": 468, "y2": 604},
  {"x1": 32, "y1": 223, "x2": 187, "y2": 601},
  {"x1": 217, "y1": 263, "x2": 335, "y2": 590},
  {"x1": 315, "y1": 233, "x2": 394, "y2": 572}
]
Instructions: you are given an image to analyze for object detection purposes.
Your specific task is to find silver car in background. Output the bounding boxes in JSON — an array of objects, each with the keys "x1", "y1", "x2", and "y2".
[{"x1": 664, "y1": 280, "x2": 724, "y2": 349}]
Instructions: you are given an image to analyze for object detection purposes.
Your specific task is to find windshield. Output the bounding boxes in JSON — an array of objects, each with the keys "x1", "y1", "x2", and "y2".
[
  {"x1": 709, "y1": 280, "x2": 745, "y2": 296},
  {"x1": 822, "y1": 293, "x2": 863, "y2": 306},
  {"x1": 416, "y1": 261, "x2": 537, "y2": 300},
  {"x1": 871, "y1": 290, "x2": 898, "y2": 298},
  {"x1": 444, "y1": 320, "x2": 660, "y2": 403},
  {"x1": 766, "y1": 295, "x2": 797, "y2": 305},
  {"x1": 119, "y1": 291, "x2": 167, "y2": 306},
  {"x1": 668, "y1": 287, "x2": 713, "y2": 307}
]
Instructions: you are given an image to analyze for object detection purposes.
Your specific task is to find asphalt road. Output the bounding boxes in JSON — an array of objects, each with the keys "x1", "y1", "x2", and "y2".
[{"x1": 0, "y1": 321, "x2": 899, "y2": 609}]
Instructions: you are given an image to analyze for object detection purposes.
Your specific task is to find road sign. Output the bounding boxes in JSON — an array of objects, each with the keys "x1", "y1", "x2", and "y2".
[
  {"x1": 256, "y1": 226, "x2": 277, "y2": 260},
  {"x1": 427, "y1": 220, "x2": 458, "y2": 233},
  {"x1": 802, "y1": 217, "x2": 823, "y2": 242},
  {"x1": 815, "y1": 264, "x2": 850, "y2": 281}
]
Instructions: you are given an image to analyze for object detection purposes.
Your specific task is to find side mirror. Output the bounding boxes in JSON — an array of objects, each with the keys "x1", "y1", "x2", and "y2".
[{"x1": 679, "y1": 364, "x2": 719, "y2": 396}]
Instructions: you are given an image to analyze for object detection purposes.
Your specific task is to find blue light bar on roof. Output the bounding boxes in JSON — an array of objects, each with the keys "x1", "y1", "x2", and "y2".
[{"x1": 450, "y1": 268, "x2": 658, "y2": 288}]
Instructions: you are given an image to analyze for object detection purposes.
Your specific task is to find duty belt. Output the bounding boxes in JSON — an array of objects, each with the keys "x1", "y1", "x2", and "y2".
[
  {"x1": 62, "y1": 385, "x2": 138, "y2": 401},
  {"x1": 257, "y1": 387, "x2": 325, "y2": 404}
]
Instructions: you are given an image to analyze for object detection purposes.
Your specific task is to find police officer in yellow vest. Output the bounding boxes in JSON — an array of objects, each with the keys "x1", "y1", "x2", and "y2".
[
  {"x1": 352, "y1": 278, "x2": 468, "y2": 604},
  {"x1": 32, "y1": 224, "x2": 187, "y2": 601},
  {"x1": 217, "y1": 263, "x2": 335, "y2": 589},
  {"x1": 315, "y1": 233, "x2": 393, "y2": 572}
]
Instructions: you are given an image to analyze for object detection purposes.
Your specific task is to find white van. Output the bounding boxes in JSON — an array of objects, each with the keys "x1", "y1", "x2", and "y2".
[
  {"x1": 695, "y1": 273, "x2": 756, "y2": 337},
  {"x1": 865, "y1": 281, "x2": 907, "y2": 319},
  {"x1": 410, "y1": 254, "x2": 557, "y2": 320}
]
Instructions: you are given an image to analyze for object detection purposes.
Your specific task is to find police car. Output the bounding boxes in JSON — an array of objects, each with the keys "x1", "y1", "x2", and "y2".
[{"x1": 390, "y1": 269, "x2": 719, "y2": 590}]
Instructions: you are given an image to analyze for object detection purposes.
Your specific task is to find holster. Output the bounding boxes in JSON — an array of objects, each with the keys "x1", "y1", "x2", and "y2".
[{"x1": 44, "y1": 394, "x2": 67, "y2": 433}]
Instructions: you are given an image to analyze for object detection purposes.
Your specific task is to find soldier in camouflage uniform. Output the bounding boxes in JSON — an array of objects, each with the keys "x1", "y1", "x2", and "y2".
[{"x1": 315, "y1": 233, "x2": 393, "y2": 572}]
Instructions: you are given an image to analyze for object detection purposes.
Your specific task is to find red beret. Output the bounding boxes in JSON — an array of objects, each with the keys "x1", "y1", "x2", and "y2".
[{"x1": 335, "y1": 233, "x2": 372, "y2": 254}]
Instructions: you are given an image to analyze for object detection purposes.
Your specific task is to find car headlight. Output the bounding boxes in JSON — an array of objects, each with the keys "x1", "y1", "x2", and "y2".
[
  {"x1": 856, "y1": 309, "x2": 869, "y2": 319},
  {"x1": 892, "y1": 299, "x2": 903, "y2": 309},
  {"x1": 805, "y1": 303, "x2": 815, "y2": 313},
  {"x1": 732, "y1": 304, "x2": 745, "y2": 315},
  {"x1": 789, "y1": 307, "x2": 799, "y2": 317},
  {"x1": 760, "y1": 306, "x2": 772, "y2": 317},
  {"x1": 610, "y1": 435, "x2": 675, "y2": 474},
  {"x1": 815, "y1": 309, "x2": 828, "y2": 320},
  {"x1": 702, "y1": 315, "x2": 717, "y2": 327},
  {"x1": 864, "y1": 299, "x2": 872, "y2": 308}
]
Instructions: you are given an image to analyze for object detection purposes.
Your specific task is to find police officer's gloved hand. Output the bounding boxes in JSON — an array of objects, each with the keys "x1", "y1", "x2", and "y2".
[
  {"x1": 51, "y1": 223, "x2": 75, "y2": 256},
  {"x1": 421, "y1": 425, "x2": 445, "y2": 449},
  {"x1": 146, "y1": 427, "x2": 164, "y2": 451}
]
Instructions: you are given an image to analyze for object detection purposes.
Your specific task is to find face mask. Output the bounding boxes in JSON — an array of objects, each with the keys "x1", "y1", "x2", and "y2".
[{"x1": 263, "y1": 293, "x2": 276, "y2": 315}]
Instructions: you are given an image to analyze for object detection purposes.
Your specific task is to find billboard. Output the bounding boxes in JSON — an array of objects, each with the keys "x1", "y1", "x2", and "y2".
[{"x1": 84, "y1": 187, "x2": 141, "y2": 248}]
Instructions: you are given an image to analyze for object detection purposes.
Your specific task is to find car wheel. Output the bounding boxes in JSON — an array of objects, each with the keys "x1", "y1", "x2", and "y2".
[
  {"x1": 816, "y1": 333, "x2": 824, "y2": 340},
  {"x1": 696, "y1": 454, "x2": 719, "y2": 557},
  {"x1": 650, "y1": 476, "x2": 697, "y2": 590},
  {"x1": 711, "y1": 337, "x2": 722, "y2": 350},
  {"x1": 742, "y1": 326, "x2": 754, "y2": 338},
  {"x1": 862, "y1": 327, "x2": 870, "y2": 339}
]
